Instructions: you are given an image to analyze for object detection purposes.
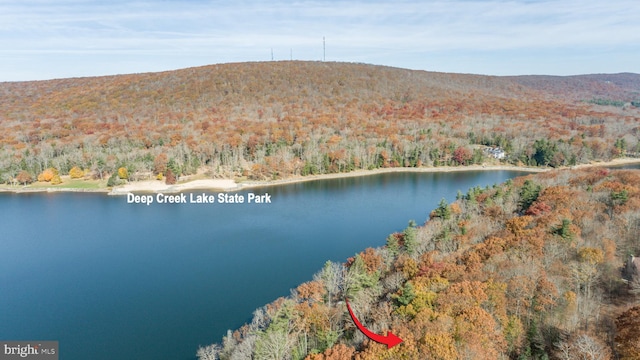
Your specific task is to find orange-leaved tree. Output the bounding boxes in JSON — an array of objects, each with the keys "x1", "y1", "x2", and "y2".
[{"x1": 37, "y1": 167, "x2": 59, "y2": 182}]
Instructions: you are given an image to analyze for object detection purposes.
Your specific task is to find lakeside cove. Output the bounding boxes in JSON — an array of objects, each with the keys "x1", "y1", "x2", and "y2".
[
  {"x1": 0, "y1": 165, "x2": 542, "y2": 360},
  {"x1": 1, "y1": 158, "x2": 640, "y2": 196}
]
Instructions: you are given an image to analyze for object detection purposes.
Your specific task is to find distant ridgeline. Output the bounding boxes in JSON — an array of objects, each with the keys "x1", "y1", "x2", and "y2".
[
  {"x1": 197, "y1": 167, "x2": 640, "y2": 360},
  {"x1": 587, "y1": 98, "x2": 640, "y2": 107},
  {"x1": 0, "y1": 62, "x2": 639, "y2": 186}
]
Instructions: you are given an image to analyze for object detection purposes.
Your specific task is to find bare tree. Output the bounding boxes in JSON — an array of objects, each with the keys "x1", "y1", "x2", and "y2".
[
  {"x1": 254, "y1": 330, "x2": 292, "y2": 360},
  {"x1": 573, "y1": 334, "x2": 611, "y2": 360},
  {"x1": 555, "y1": 334, "x2": 611, "y2": 360},
  {"x1": 230, "y1": 335, "x2": 256, "y2": 360},
  {"x1": 196, "y1": 344, "x2": 220, "y2": 360},
  {"x1": 314, "y1": 261, "x2": 345, "y2": 307},
  {"x1": 554, "y1": 339, "x2": 572, "y2": 360}
]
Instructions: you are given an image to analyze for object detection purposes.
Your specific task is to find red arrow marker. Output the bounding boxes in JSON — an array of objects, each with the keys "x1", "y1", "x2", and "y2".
[{"x1": 345, "y1": 299, "x2": 403, "y2": 349}]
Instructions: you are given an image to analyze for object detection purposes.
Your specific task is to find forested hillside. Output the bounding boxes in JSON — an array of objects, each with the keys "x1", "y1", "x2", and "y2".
[
  {"x1": 1, "y1": 62, "x2": 639, "y2": 186},
  {"x1": 198, "y1": 167, "x2": 640, "y2": 360},
  {"x1": 507, "y1": 73, "x2": 640, "y2": 102}
]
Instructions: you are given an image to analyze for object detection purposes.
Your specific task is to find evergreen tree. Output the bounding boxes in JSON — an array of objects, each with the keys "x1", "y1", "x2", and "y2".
[
  {"x1": 611, "y1": 189, "x2": 629, "y2": 206},
  {"x1": 394, "y1": 282, "x2": 416, "y2": 307},
  {"x1": 167, "y1": 158, "x2": 181, "y2": 177},
  {"x1": 532, "y1": 139, "x2": 557, "y2": 167},
  {"x1": 346, "y1": 254, "x2": 380, "y2": 296},
  {"x1": 432, "y1": 198, "x2": 452, "y2": 220},
  {"x1": 554, "y1": 218, "x2": 574, "y2": 241},
  {"x1": 403, "y1": 220, "x2": 418, "y2": 255},
  {"x1": 519, "y1": 180, "x2": 541, "y2": 212},
  {"x1": 386, "y1": 234, "x2": 400, "y2": 257}
]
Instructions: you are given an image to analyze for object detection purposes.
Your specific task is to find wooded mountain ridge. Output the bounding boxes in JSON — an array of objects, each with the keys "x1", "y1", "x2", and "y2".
[
  {"x1": 506, "y1": 73, "x2": 640, "y2": 101},
  {"x1": 3, "y1": 63, "x2": 639, "y2": 115},
  {"x1": 1, "y1": 62, "x2": 639, "y2": 186}
]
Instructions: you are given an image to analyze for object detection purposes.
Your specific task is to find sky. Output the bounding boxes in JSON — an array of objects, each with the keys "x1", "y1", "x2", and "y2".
[{"x1": 1, "y1": 0, "x2": 639, "y2": 81}]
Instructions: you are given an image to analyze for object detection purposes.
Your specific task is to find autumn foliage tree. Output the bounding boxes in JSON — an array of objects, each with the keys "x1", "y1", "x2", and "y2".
[
  {"x1": 453, "y1": 146, "x2": 472, "y2": 165},
  {"x1": 50, "y1": 174, "x2": 62, "y2": 185},
  {"x1": 69, "y1": 166, "x2": 84, "y2": 179},
  {"x1": 154, "y1": 153, "x2": 168, "y2": 175},
  {"x1": 615, "y1": 306, "x2": 640, "y2": 360},
  {"x1": 165, "y1": 168, "x2": 176, "y2": 185},
  {"x1": 16, "y1": 170, "x2": 33, "y2": 185},
  {"x1": 37, "y1": 168, "x2": 58, "y2": 182},
  {"x1": 117, "y1": 167, "x2": 129, "y2": 180}
]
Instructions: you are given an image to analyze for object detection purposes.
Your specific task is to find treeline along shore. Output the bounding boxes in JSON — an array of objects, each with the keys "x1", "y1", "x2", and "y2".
[{"x1": 2, "y1": 158, "x2": 640, "y2": 195}]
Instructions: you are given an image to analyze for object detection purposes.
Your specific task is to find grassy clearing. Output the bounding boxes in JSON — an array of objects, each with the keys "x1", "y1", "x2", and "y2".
[
  {"x1": 27, "y1": 178, "x2": 106, "y2": 190},
  {"x1": 60, "y1": 179, "x2": 106, "y2": 189}
]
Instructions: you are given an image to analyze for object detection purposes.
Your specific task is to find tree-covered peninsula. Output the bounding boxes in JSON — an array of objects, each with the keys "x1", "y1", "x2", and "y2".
[{"x1": 198, "y1": 167, "x2": 640, "y2": 360}]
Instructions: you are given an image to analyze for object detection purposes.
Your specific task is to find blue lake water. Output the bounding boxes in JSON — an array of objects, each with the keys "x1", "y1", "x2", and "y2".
[
  {"x1": 607, "y1": 162, "x2": 640, "y2": 170},
  {"x1": 1, "y1": 170, "x2": 546, "y2": 359}
]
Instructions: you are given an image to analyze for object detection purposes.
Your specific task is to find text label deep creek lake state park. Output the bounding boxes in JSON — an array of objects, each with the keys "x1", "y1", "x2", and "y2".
[{"x1": 126, "y1": 192, "x2": 271, "y2": 205}]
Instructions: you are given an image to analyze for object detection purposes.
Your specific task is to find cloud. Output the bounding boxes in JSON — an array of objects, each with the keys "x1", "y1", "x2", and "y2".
[{"x1": 0, "y1": 0, "x2": 639, "y2": 80}]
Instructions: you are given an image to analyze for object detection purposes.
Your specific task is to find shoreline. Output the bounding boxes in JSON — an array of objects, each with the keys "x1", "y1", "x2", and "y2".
[
  {"x1": 235, "y1": 163, "x2": 545, "y2": 190},
  {"x1": 2, "y1": 158, "x2": 639, "y2": 195}
]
